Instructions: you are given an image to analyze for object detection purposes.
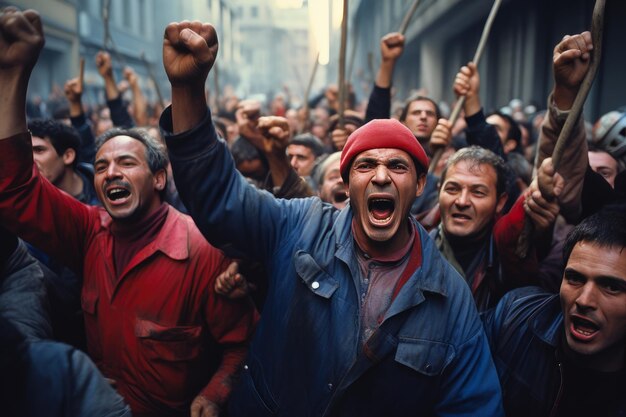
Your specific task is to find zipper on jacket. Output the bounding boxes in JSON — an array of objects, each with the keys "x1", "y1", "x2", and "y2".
[{"x1": 548, "y1": 361, "x2": 563, "y2": 417}]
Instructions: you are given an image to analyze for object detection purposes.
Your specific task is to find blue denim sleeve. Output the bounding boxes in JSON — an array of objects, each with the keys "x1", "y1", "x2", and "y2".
[
  {"x1": 25, "y1": 341, "x2": 131, "y2": 417},
  {"x1": 161, "y1": 106, "x2": 314, "y2": 263},
  {"x1": 436, "y1": 328, "x2": 505, "y2": 416}
]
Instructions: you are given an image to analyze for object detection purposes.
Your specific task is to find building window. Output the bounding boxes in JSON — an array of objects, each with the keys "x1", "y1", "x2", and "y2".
[
  {"x1": 138, "y1": 0, "x2": 146, "y2": 35},
  {"x1": 250, "y1": 6, "x2": 258, "y2": 18},
  {"x1": 123, "y1": 1, "x2": 132, "y2": 28}
]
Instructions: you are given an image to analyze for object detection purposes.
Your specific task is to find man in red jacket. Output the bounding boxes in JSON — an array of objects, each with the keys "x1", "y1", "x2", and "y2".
[{"x1": 0, "y1": 9, "x2": 257, "y2": 417}]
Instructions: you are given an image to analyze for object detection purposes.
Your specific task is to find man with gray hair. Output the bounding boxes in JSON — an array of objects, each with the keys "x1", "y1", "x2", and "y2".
[
  {"x1": 433, "y1": 146, "x2": 562, "y2": 310},
  {"x1": 313, "y1": 152, "x2": 348, "y2": 209},
  {"x1": 0, "y1": 9, "x2": 257, "y2": 416}
]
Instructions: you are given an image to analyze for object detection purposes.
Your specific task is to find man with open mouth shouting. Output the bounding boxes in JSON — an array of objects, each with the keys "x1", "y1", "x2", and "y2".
[
  {"x1": 0, "y1": 9, "x2": 257, "y2": 417},
  {"x1": 160, "y1": 20, "x2": 503, "y2": 417},
  {"x1": 482, "y1": 206, "x2": 626, "y2": 417}
]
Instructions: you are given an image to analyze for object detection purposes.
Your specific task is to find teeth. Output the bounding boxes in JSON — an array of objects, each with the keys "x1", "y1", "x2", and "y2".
[{"x1": 575, "y1": 328, "x2": 594, "y2": 336}]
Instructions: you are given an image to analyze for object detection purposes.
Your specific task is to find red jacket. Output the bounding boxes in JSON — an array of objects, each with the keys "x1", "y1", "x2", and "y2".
[{"x1": 0, "y1": 132, "x2": 258, "y2": 416}]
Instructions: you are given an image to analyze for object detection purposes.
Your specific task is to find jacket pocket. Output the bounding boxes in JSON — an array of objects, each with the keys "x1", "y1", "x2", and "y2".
[
  {"x1": 294, "y1": 250, "x2": 338, "y2": 299},
  {"x1": 135, "y1": 318, "x2": 202, "y2": 362},
  {"x1": 230, "y1": 353, "x2": 278, "y2": 416},
  {"x1": 394, "y1": 338, "x2": 455, "y2": 376}
]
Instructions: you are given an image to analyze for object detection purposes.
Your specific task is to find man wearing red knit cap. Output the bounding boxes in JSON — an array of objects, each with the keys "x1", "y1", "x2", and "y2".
[{"x1": 159, "y1": 20, "x2": 504, "y2": 416}]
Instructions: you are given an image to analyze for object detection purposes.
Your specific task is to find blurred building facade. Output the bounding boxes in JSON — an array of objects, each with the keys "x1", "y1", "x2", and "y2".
[
  {"x1": 232, "y1": 0, "x2": 311, "y2": 104},
  {"x1": 347, "y1": 0, "x2": 626, "y2": 121},
  {"x1": 2, "y1": 0, "x2": 242, "y2": 110}
]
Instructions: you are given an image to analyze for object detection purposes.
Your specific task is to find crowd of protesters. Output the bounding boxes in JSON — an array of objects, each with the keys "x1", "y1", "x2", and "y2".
[{"x1": 0, "y1": 6, "x2": 625, "y2": 417}]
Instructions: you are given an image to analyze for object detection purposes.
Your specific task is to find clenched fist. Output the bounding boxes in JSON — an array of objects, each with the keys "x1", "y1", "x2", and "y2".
[
  {"x1": 0, "y1": 8, "x2": 44, "y2": 76},
  {"x1": 163, "y1": 21, "x2": 218, "y2": 87}
]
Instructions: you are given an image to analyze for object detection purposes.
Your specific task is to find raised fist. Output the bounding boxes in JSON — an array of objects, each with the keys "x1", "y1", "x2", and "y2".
[
  {"x1": 96, "y1": 51, "x2": 113, "y2": 78},
  {"x1": 0, "y1": 8, "x2": 44, "y2": 75},
  {"x1": 380, "y1": 32, "x2": 405, "y2": 62},
  {"x1": 163, "y1": 21, "x2": 218, "y2": 87}
]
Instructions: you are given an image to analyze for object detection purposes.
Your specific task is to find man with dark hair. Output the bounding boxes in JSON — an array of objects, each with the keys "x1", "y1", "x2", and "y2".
[
  {"x1": 0, "y1": 10, "x2": 257, "y2": 416},
  {"x1": 28, "y1": 118, "x2": 99, "y2": 205},
  {"x1": 482, "y1": 205, "x2": 626, "y2": 416},
  {"x1": 287, "y1": 132, "x2": 326, "y2": 189},
  {"x1": 159, "y1": 20, "x2": 503, "y2": 416},
  {"x1": 588, "y1": 142, "x2": 621, "y2": 189}
]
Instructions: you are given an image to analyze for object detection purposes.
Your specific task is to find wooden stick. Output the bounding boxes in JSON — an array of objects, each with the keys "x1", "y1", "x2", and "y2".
[
  {"x1": 367, "y1": 51, "x2": 375, "y2": 84},
  {"x1": 102, "y1": 0, "x2": 127, "y2": 68},
  {"x1": 77, "y1": 58, "x2": 85, "y2": 94},
  {"x1": 552, "y1": 1, "x2": 605, "y2": 170},
  {"x1": 301, "y1": 52, "x2": 320, "y2": 133},
  {"x1": 515, "y1": 0, "x2": 605, "y2": 258},
  {"x1": 347, "y1": 28, "x2": 358, "y2": 87},
  {"x1": 337, "y1": 0, "x2": 349, "y2": 129},
  {"x1": 429, "y1": 0, "x2": 503, "y2": 174},
  {"x1": 213, "y1": 63, "x2": 220, "y2": 111},
  {"x1": 398, "y1": 0, "x2": 421, "y2": 35},
  {"x1": 140, "y1": 52, "x2": 165, "y2": 109}
]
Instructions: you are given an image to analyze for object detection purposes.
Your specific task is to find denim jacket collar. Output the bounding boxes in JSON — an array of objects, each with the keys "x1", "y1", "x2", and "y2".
[{"x1": 332, "y1": 205, "x2": 448, "y2": 301}]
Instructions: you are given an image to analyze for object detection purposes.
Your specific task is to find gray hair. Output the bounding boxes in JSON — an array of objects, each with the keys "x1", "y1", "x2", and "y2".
[{"x1": 440, "y1": 146, "x2": 509, "y2": 196}]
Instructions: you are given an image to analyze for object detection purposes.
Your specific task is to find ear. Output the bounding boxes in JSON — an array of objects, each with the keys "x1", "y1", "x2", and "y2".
[
  {"x1": 495, "y1": 192, "x2": 508, "y2": 215},
  {"x1": 62, "y1": 148, "x2": 76, "y2": 166},
  {"x1": 415, "y1": 173, "x2": 427, "y2": 197},
  {"x1": 153, "y1": 169, "x2": 167, "y2": 192},
  {"x1": 503, "y1": 139, "x2": 517, "y2": 154}
]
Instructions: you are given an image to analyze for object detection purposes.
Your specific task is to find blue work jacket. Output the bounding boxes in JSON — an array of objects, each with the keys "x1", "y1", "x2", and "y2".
[
  {"x1": 482, "y1": 287, "x2": 626, "y2": 417},
  {"x1": 162, "y1": 107, "x2": 504, "y2": 417}
]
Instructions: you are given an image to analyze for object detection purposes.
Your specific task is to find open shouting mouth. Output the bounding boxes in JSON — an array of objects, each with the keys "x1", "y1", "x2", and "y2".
[
  {"x1": 368, "y1": 197, "x2": 395, "y2": 226},
  {"x1": 104, "y1": 181, "x2": 132, "y2": 205},
  {"x1": 570, "y1": 315, "x2": 600, "y2": 342}
]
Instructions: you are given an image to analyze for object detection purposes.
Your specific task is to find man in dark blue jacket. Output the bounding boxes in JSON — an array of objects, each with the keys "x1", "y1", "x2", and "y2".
[
  {"x1": 482, "y1": 205, "x2": 626, "y2": 416},
  {"x1": 160, "y1": 20, "x2": 504, "y2": 417}
]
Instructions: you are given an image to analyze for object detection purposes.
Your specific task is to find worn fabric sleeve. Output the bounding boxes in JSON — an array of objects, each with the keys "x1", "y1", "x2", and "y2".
[
  {"x1": 107, "y1": 96, "x2": 135, "y2": 128},
  {"x1": 464, "y1": 108, "x2": 506, "y2": 159},
  {"x1": 493, "y1": 195, "x2": 545, "y2": 291},
  {"x1": 365, "y1": 84, "x2": 392, "y2": 122},
  {"x1": 0, "y1": 240, "x2": 52, "y2": 341},
  {"x1": 0, "y1": 132, "x2": 95, "y2": 274},
  {"x1": 161, "y1": 106, "x2": 315, "y2": 264},
  {"x1": 534, "y1": 93, "x2": 587, "y2": 222},
  {"x1": 200, "y1": 255, "x2": 259, "y2": 407}
]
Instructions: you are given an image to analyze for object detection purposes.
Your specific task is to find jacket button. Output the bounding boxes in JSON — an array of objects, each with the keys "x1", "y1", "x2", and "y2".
[
  {"x1": 425, "y1": 364, "x2": 432, "y2": 372},
  {"x1": 244, "y1": 365, "x2": 249, "y2": 370},
  {"x1": 327, "y1": 383, "x2": 333, "y2": 390},
  {"x1": 312, "y1": 281, "x2": 320, "y2": 289}
]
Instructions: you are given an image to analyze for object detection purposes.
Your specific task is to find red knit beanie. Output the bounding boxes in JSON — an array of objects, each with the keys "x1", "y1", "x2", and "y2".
[{"x1": 339, "y1": 118, "x2": 429, "y2": 182}]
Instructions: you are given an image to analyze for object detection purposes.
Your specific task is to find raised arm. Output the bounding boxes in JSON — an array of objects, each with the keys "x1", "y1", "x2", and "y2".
[
  {"x1": 536, "y1": 31, "x2": 593, "y2": 222},
  {"x1": 163, "y1": 21, "x2": 216, "y2": 133},
  {"x1": 0, "y1": 8, "x2": 92, "y2": 273},
  {"x1": 0, "y1": 8, "x2": 44, "y2": 138},
  {"x1": 161, "y1": 21, "x2": 313, "y2": 264},
  {"x1": 453, "y1": 62, "x2": 505, "y2": 159},
  {"x1": 124, "y1": 66, "x2": 148, "y2": 126},
  {"x1": 365, "y1": 32, "x2": 404, "y2": 122},
  {"x1": 64, "y1": 77, "x2": 96, "y2": 163},
  {"x1": 96, "y1": 51, "x2": 134, "y2": 127}
]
